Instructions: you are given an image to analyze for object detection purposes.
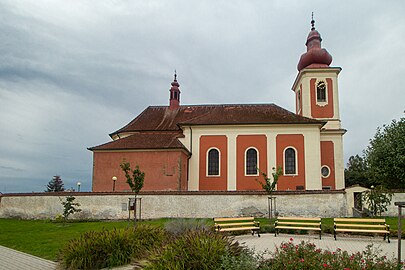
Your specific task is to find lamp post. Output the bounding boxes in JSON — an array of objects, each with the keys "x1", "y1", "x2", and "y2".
[
  {"x1": 112, "y1": 176, "x2": 117, "y2": 192},
  {"x1": 77, "y1": 182, "x2": 81, "y2": 192}
]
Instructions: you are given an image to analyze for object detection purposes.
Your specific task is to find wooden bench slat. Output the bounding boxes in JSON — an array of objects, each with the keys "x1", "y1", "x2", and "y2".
[
  {"x1": 334, "y1": 218, "x2": 386, "y2": 223},
  {"x1": 335, "y1": 224, "x2": 387, "y2": 229},
  {"x1": 214, "y1": 217, "x2": 255, "y2": 222},
  {"x1": 277, "y1": 217, "x2": 321, "y2": 221},
  {"x1": 215, "y1": 222, "x2": 256, "y2": 227},
  {"x1": 277, "y1": 222, "x2": 321, "y2": 226},
  {"x1": 275, "y1": 226, "x2": 321, "y2": 231},
  {"x1": 335, "y1": 228, "x2": 389, "y2": 234},
  {"x1": 217, "y1": 226, "x2": 260, "y2": 232}
]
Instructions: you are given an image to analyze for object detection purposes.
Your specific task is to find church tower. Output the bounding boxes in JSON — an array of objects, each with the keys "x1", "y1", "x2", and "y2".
[
  {"x1": 169, "y1": 71, "x2": 181, "y2": 110},
  {"x1": 292, "y1": 16, "x2": 346, "y2": 190}
]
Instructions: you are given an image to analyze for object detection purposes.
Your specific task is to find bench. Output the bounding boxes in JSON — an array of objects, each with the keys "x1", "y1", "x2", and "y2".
[
  {"x1": 214, "y1": 217, "x2": 260, "y2": 237},
  {"x1": 334, "y1": 218, "x2": 390, "y2": 243},
  {"x1": 275, "y1": 217, "x2": 322, "y2": 239}
]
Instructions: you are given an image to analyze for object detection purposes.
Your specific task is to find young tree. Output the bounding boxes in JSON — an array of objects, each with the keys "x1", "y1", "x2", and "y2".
[
  {"x1": 60, "y1": 196, "x2": 81, "y2": 223},
  {"x1": 120, "y1": 161, "x2": 145, "y2": 224},
  {"x1": 344, "y1": 154, "x2": 372, "y2": 187},
  {"x1": 362, "y1": 185, "x2": 392, "y2": 217},
  {"x1": 46, "y1": 175, "x2": 65, "y2": 192},
  {"x1": 365, "y1": 117, "x2": 405, "y2": 189},
  {"x1": 256, "y1": 167, "x2": 283, "y2": 219}
]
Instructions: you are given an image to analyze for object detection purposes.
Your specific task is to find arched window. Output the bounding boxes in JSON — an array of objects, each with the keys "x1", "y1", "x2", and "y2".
[
  {"x1": 246, "y1": 148, "x2": 258, "y2": 175},
  {"x1": 284, "y1": 148, "x2": 296, "y2": 175},
  {"x1": 207, "y1": 148, "x2": 219, "y2": 176},
  {"x1": 317, "y1": 81, "x2": 326, "y2": 102}
]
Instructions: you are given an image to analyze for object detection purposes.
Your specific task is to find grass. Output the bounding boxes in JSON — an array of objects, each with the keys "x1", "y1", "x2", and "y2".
[
  {"x1": 0, "y1": 218, "x2": 170, "y2": 260},
  {"x1": 0, "y1": 217, "x2": 404, "y2": 261}
]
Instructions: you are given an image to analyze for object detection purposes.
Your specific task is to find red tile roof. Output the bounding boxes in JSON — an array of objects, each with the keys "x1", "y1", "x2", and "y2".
[
  {"x1": 88, "y1": 132, "x2": 188, "y2": 152},
  {"x1": 111, "y1": 103, "x2": 324, "y2": 136}
]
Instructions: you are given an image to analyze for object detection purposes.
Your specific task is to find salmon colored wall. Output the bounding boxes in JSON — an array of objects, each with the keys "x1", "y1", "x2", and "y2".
[
  {"x1": 199, "y1": 135, "x2": 228, "y2": 190},
  {"x1": 310, "y1": 78, "x2": 334, "y2": 118},
  {"x1": 92, "y1": 151, "x2": 188, "y2": 192},
  {"x1": 276, "y1": 134, "x2": 305, "y2": 190},
  {"x1": 321, "y1": 141, "x2": 336, "y2": 189},
  {"x1": 236, "y1": 135, "x2": 267, "y2": 190}
]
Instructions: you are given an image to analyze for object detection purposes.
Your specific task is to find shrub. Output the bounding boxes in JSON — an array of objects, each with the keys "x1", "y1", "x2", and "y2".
[
  {"x1": 59, "y1": 224, "x2": 166, "y2": 270},
  {"x1": 220, "y1": 249, "x2": 258, "y2": 270},
  {"x1": 258, "y1": 238, "x2": 401, "y2": 270},
  {"x1": 164, "y1": 218, "x2": 210, "y2": 236},
  {"x1": 141, "y1": 229, "x2": 243, "y2": 270}
]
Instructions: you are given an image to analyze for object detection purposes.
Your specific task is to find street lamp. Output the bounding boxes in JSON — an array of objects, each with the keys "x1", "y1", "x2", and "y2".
[
  {"x1": 112, "y1": 176, "x2": 117, "y2": 192},
  {"x1": 77, "y1": 182, "x2": 81, "y2": 192}
]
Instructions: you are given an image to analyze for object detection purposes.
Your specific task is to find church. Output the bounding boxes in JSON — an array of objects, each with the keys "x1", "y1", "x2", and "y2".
[{"x1": 89, "y1": 19, "x2": 346, "y2": 192}]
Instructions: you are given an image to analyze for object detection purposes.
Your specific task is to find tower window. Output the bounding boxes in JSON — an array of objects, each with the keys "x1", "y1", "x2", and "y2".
[
  {"x1": 207, "y1": 148, "x2": 220, "y2": 176},
  {"x1": 284, "y1": 147, "x2": 297, "y2": 175},
  {"x1": 317, "y1": 81, "x2": 326, "y2": 102},
  {"x1": 174, "y1": 91, "x2": 178, "y2": 99},
  {"x1": 245, "y1": 148, "x2": 258, "y2": 175}
]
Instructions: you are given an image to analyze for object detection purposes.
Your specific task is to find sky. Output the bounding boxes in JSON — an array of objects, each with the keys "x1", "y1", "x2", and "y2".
[{"x1": 0, "y1": 1, "x2": 404, "y2": 193}]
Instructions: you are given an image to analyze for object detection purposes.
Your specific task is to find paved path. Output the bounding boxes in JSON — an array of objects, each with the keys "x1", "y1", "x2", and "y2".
[
  {"x1": 235, "y1": 233, "x2": 404, "y2": 260},
  {"x1": 1, "y1": 234, "x2": 403, "y2": 269},
  {"x1": 0, "y1": 245, "x2": 56, "y2": 270}
]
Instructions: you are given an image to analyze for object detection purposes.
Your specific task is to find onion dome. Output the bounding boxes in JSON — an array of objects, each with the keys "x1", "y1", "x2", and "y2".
[{"x1": 297, "y1": 16, "x2": 332, "y2": 71}]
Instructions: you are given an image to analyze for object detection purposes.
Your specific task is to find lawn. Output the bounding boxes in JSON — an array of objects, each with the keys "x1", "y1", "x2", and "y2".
[
  {"x1": 0, "y1": 217, "x2": 404, "y2": 261},
  {"x1": 0, "y1": 218, "x2": 170, "y2": 260}
]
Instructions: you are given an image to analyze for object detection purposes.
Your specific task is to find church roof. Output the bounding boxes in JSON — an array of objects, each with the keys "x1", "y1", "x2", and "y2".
[
  {"x1": 88, "y1": 132, "x2": 188, "y2": 152},
  {"x1": 110, "y1": 103, "x2": 324, "y2": 137}
]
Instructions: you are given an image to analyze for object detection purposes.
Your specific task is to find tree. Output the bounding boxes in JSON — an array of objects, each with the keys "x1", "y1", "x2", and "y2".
[
  {"x1": 362, "y1": 185, "x2": 392, "y2": 217},
  {"x1": 344, "y1": 154, "x2": 372, "y2": 187},
  {"x1": 365, "y1": 118, "x2": 405, "y2": 189},
  {"x1": 257, "y1": 167, "x2": 283, "y2": 195},
  {"x1": 256, "y1": 167, "x2": 283, "y2": 219},
  {"x1": 120, "y1": 161, "x2": 145, "y2": 224},
  {"x1": 60, "y1": 196, "x2": 81, "y2": 223},
  {"x1": 46, "y1": 175, "x2": 65, "y2": 192}
]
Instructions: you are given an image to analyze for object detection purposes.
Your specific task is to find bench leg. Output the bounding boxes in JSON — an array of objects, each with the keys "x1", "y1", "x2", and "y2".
[
  {"x1": 275, "y1": 228, "x2": 277, "y2": 237},
  {"x1": 319, "y1": 231, "x2": 322, "y2": 240},
  {"x1": 334, "y1": 230, "x2": 336, "y2": 241},
  {"x1": 387, "y1": 234, "x2": 390, "y2": 243}
]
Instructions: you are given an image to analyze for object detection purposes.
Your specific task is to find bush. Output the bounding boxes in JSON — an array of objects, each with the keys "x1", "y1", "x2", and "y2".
[
  {"x1": 258, "y1": 238, "x2": 401, "y2": 270},
  {"x1": 220, "y1": 249, "x2": 258, "y2": 270},
  {"x1": 59, "y1": 224, "x2": 167, "y2": 269},
  {"x1": 164, "y1": 218, "x2": 210, "y2": 236},
  {"x1": 141, "y1": 229, "x2": 243, "y2": 270}
]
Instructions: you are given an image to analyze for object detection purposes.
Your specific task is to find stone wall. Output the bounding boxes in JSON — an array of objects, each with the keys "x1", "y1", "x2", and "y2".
[{"x1": 0, "y1": 190, "x2": 349, "y2": 220}]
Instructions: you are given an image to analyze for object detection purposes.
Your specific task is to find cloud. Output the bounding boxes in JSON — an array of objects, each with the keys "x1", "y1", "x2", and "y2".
[{"x1": 0, "y1": 0, "x2": 404, "y2": 192}]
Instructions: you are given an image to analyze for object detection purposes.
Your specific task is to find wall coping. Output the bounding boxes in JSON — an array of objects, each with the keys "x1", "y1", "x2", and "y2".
[{"x1": 0, "y1": 189, "x2": 348, "y2": 197}]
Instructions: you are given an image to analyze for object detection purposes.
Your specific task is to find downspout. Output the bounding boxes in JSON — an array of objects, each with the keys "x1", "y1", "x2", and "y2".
[{"x1": 186, "y1": 127, "x2": 193, "y2": 186}]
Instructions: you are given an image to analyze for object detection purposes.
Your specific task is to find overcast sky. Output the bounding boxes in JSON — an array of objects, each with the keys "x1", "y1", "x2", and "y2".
[{"x1": 1, "y1": 1, "x2": 404, "y2": 193}]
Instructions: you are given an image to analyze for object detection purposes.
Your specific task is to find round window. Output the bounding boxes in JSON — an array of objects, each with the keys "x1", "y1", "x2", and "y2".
[{"x1": 321, "y1": 166, "x2": 330, "y2": 178}]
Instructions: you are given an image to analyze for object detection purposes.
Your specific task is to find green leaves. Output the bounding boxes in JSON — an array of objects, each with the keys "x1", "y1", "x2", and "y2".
[
  {"x1": 60, "y1": 196, "x2": 81, "y2": 222},
  {"x1": 346, "y1": 117, "x2": 405, "y2": 189},
  {"x1": 120, "y1": 161, "x2": 145, "y2": 194},
  {"x1": 256, "y1": 167, "x2": 283, "y2": 195},
  {"x1": 362, "y1": 185, "x2": 393, "y2": 217}
]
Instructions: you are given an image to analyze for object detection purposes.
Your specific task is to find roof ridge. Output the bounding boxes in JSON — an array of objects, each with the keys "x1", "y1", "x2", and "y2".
[{"x1": 148, "y1": 103, "x2": 277, "y2": 108}]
